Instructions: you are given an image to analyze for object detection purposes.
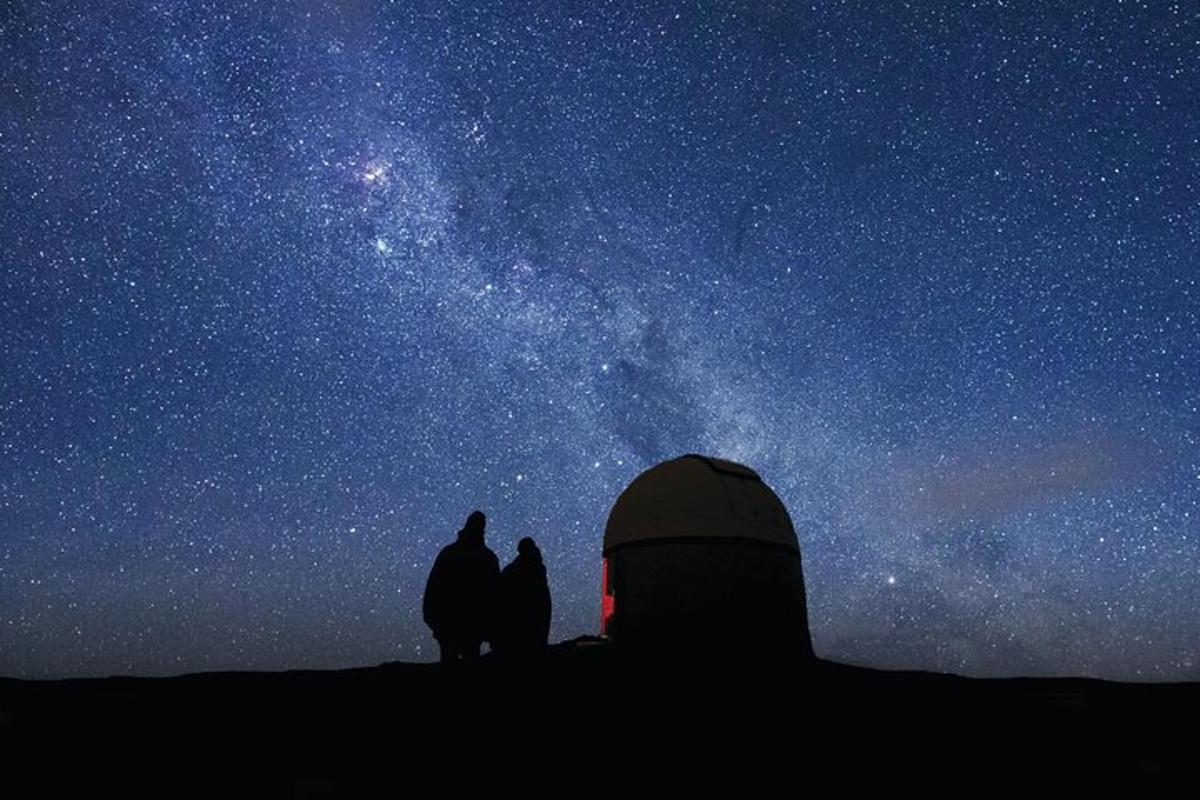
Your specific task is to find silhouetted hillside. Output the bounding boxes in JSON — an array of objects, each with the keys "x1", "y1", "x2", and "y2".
[{"x1": 2, "y1": 641, "x2": 1196, "y2": 792}]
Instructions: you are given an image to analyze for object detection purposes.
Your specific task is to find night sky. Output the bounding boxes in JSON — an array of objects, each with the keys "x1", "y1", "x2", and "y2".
[{"x1": 2, "y1": 1, "x2": 1197, "y2": 681}]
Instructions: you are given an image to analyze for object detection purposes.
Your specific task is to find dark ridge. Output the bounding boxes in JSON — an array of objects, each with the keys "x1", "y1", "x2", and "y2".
[{"x1": 2, "y1": 641, "x2": 1196, "y2": 792}]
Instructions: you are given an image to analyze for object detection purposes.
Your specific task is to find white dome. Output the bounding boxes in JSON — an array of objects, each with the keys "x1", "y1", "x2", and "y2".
[{"x1": 603, "y1": 455, "x2": 798, "y2": 553}]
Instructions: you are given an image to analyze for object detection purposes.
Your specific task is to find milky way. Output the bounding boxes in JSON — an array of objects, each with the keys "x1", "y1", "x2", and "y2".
[{"x1": 2, "y1": 2, "x2": 1197, "y2": 680}]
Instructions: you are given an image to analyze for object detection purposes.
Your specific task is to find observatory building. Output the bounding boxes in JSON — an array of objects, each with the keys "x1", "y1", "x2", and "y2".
[{"x1": 601, "y1": 454, "x2": 813, "y2": 659}]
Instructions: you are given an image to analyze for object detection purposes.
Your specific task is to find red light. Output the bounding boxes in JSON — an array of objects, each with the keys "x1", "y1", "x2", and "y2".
[{"x1": 601, "y1": 557, "x2": 615, "y2": 635}]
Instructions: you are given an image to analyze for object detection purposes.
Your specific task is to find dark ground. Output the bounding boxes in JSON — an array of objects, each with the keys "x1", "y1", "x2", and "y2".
[{"x1": 2, "y1": 640, "x2": 1195, "y2": 794}]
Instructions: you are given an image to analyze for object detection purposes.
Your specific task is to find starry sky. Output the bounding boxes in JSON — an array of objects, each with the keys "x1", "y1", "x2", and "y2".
[{"x1": 2, "y1": 1, "x2": 1198, "y2": 681}]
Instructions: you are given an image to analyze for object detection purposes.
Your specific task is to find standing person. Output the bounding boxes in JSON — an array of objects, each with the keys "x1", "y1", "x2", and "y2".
[
  {"x1": 494, "y1": 537, "x2": 552, "y2": 658},
  {"x1": 422, "y1": 510, "x2": 500, "y2": 663}
]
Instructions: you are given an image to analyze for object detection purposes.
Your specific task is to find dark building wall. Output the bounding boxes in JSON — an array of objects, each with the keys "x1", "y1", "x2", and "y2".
[{"x1": 605, "y1": 537, "x2": 813, "y2": 660}]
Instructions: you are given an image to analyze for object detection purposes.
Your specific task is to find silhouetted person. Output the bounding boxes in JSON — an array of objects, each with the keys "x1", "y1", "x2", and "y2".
[
  {"x1": 422, "y1": 510, "x2": 500, "y2": 663},
  {"x1": 493, "y1": 537, "x2": 552, "y2": 658}
]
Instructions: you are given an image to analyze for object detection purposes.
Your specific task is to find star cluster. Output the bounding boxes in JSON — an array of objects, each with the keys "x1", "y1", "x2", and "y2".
[{"x1": 1, "y1": 1, "x2": 1197, "y2": 680}]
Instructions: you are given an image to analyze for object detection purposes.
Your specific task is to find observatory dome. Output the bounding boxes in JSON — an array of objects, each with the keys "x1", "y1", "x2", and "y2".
[{"x1": 603, "y1": 454, "x2": 798, "y2": 554}]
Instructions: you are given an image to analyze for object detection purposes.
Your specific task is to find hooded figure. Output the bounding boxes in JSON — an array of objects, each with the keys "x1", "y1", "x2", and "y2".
[
  {"x1": 422, "y1": 510, "x2": 500, "y2": 662},
  {"x1": 493, "y1": 537, "x2": 552, "y2": 657}
]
